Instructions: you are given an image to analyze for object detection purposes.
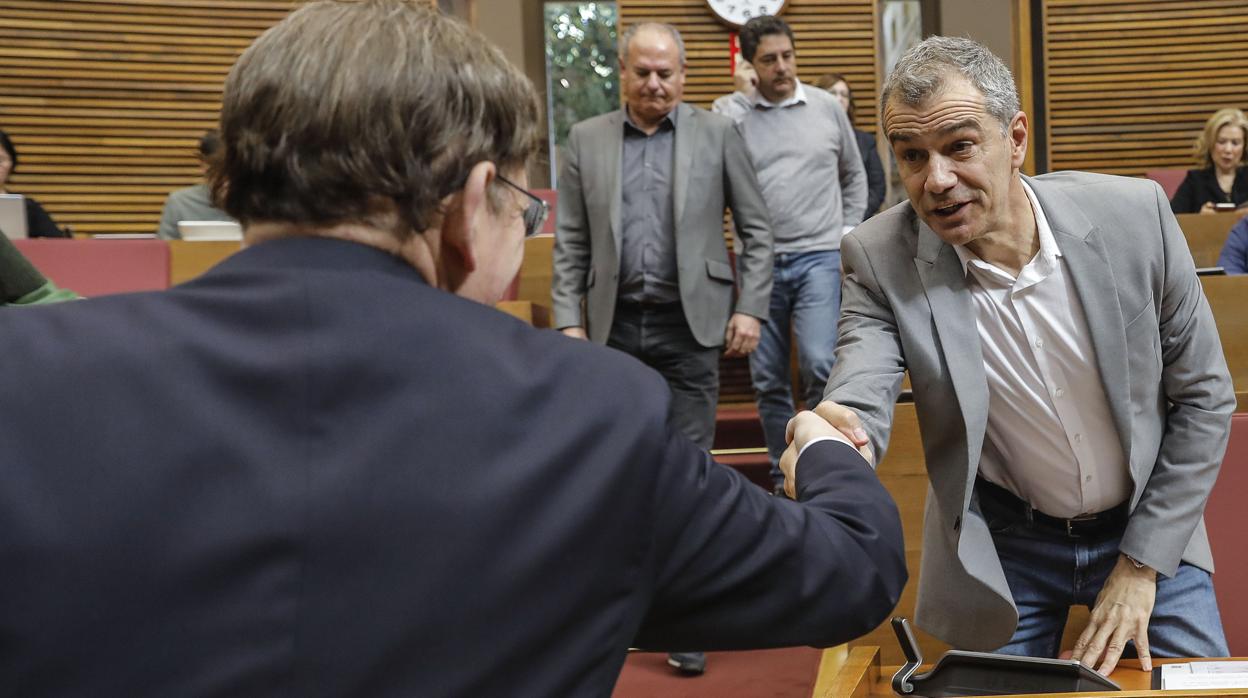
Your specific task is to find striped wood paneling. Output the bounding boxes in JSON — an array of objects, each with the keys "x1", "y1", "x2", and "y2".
[
  {"x1": 617, "y1": 0, "x2": 880, "y2": 135},
  {"x1": 1041, "y1": 0, "x2": 1248, "y2": 177},
  {"x1": 0, "y1": 1, "x2": 296, "y2": 235}
]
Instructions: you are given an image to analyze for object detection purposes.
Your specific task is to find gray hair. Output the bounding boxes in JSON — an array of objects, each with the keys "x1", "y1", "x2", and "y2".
[
  {"x1": 881, "y1": 36, "x2": 1019, "y2": 132},
  {"x1": 214, "y1": 0, "x2": 541, "y2": 237},
  {"x1": 619, "y1": 22, "x2": 686, "y2": 65}
]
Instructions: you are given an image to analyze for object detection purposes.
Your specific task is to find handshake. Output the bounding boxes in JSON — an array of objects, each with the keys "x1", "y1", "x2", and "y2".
[{"x1": 778, "y1": 401, "x2": 875, "y2": 499}]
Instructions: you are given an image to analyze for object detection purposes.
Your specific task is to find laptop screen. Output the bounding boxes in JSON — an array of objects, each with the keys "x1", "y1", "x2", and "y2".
[{"x1": 0, "y1": 194, "x2": 28, "y2": 239}]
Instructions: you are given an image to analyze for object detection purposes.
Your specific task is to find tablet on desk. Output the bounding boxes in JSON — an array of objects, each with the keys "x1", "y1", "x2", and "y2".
[
  {"x1": 177, "y1": 220, "x2": 242, "y2": 241},
  {"x1": 0, "y1": 193, "x2": 28, "y2": 239}
]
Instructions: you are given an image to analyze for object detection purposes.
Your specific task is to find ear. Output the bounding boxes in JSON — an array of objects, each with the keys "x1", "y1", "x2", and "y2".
[
  {"x1": 1009, "y1": 111, "x2": 1029, "y2": 169},
  {"x1": 438, "y1": 161, "x2": 495, "y2": 280}
]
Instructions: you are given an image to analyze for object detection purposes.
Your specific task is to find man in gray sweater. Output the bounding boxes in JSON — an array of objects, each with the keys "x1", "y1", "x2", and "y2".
[{"x1": 713, "y1": 15, "x2": 866, "y2": 491}]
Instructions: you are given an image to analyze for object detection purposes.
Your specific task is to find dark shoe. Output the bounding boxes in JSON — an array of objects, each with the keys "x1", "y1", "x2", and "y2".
[{"x1": 667, "y1": 651, "x2": 706, "y2": 675}]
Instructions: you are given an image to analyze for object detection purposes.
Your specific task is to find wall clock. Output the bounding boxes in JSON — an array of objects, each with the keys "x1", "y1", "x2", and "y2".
[{"x1": 704, "y1": 0, "x2": 788, "y2": 29}]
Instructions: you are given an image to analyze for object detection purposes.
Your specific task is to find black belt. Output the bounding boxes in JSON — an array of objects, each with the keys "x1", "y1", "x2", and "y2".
[
  {"x1": 615, "y1": 299, "x2": 681, "y2": 312},
  {"x1": 975, "y1": 477, "x2": 1128, "y2": 539}
]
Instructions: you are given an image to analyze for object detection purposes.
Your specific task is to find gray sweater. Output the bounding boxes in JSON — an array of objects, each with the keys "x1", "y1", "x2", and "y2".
[
  {"x1": 713, "y1": 84, "x2": 866, "y2": 253},
  {"x1": 156, "y1": 183, "x2": 236, "y2": 240}
]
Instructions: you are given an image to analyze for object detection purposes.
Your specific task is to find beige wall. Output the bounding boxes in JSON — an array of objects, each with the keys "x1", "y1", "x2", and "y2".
[
  {"x1": 938, "y1": 0, "x2": 1015, "y2": 73},
  {"x1": 474, "y1": 0, "x2": 553, "y2": 186}
]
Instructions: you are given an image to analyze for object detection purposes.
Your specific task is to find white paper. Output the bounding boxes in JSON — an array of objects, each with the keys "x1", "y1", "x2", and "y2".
[{"x1": 1161, "y1": 662, "x2": 1248, "y2": 689}]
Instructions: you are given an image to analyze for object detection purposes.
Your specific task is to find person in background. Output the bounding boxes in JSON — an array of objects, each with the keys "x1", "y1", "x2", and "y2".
[
  {"x1": 0, "y1": 127, "x2": 70, "y2": 238},
  {"x1": 1216, "y1": 215, "x2": 1248, "y2": 273},
  {"x1": 712, "y1": 15, "x2": 867, "y2": 494},
  {"x1": 551, "y1": 24, "x2": 775, "y2": 675},
  {"x1": 1170, "y1": 107, "x2": 1248, "y2": 214},
  {"x1": 0, "y1": 232, "x2": 77, "y2": 305},
  {"x1": 0, "y1": 2, "x2": 905, "y2": 694},
  {"x1": 815, "y1": 72, "x2": 886, "y2": 218},
  {"x1": 156, "y1": 129, "x2": 238, "y2": 239}
]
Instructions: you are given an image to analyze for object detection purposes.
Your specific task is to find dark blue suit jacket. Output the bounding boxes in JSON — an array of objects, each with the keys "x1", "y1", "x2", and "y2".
[{"x1": 0, "y1": 238, "x2": 905, "y2": 696}]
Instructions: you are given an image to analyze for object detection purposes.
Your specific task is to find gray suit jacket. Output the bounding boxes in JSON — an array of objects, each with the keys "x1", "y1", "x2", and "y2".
[
  {"x1": 825, "y1": 171, "x2": 1235, "y2": 651},
  {"x1": 551, "y1": 103, "x2": 773, "y2": 347}
]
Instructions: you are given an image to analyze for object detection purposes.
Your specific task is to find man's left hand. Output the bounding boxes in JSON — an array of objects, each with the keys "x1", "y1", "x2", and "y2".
[
  {"x1": 723, "y1": 313, "x2": 761, "y2": 357},
  {"x1": 1070, "y1": 554, "x2": 1156, "y2": 675}
]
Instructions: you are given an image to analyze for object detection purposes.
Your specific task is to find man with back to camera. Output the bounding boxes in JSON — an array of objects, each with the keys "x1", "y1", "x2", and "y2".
[
  {"x1": 812, "y1": 35, "x2": 1233, "y2": 675},
  {"x1": 551, "y1": 22, "x2": 775, "y2": 674},
  {"x1": 0, "y1": 2, "x2": 906, "y2": 695},
  {"x1": 712, "y1": 15, "x2": 867, "y2": 495}
]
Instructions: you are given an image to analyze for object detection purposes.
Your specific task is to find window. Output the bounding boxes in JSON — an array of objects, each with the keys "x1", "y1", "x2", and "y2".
[{"x1": 544, "y1": 2, "x2": 617, "y2": 187}]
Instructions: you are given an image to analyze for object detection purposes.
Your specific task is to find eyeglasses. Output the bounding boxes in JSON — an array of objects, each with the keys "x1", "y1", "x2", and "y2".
[{"x1": 496, "y1": 173, "x2": 550, "y2": 238}]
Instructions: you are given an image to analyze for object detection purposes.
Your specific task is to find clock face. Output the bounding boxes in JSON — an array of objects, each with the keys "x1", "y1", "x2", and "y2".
[{"x1": 705, "y1": 0, "x2": 787, "y2": 29}]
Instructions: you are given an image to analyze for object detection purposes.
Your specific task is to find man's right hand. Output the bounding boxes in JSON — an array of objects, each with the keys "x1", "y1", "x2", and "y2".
[
  {"x1": 813, "y1": 400, "x2": 874, "y2": 466},
  {"x1": 733, "y1": 61, "x2": 758, "y2": 99},
  {"x1": 778, "y1": 411, "x2": 859, "y2": 499},
  {"x1": 560, "y1": 327, "x2": 588, "y2": 340}
]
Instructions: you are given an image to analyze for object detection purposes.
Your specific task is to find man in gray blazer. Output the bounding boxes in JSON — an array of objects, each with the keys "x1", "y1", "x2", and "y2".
[
  {"x1": 815, "y1": 36, "x2": 1234, "y2": 675},
  {"x1": 552, "y1": 24, "x2": 772, "y2": 454},
  {"x1": 552, "y1": 24, "x2": 772, "y2": 675}
]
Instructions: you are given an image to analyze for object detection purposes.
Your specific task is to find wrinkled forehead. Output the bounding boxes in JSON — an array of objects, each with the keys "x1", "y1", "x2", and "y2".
[
  {"x1": 625, "y1": 29, "x2": 682, "y2": 68},
  {"x1": 883, "y1": 78, "x2": 992, "y2": 143}
]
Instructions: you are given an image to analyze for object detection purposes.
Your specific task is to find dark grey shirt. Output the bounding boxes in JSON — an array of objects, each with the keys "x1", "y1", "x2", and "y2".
[{"x1": 617, "y1": 107, "x2": 679, "y2": 304}]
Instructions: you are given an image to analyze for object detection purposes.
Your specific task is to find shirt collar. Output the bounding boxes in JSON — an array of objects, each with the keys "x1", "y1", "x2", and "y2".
[
  {"x1": 952, "y1": 179, "x2": 1061, "y2": 285},
  {"x1": 754, "y1": 80, "x2": 807, "y2": 109},
  {"x1": 623, "y1": 104, "x2": 678, "y2": 134}
]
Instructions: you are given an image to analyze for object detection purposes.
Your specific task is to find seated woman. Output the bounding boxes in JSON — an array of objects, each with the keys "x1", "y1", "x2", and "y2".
[
  {"x1": 1171, "y1": 108, "x2": 1248, "y2": 214},
  {"x1": 0, "y1": 128, "x2": 70, "y2": 238},
  {"x1": 814, "y1": 72, "x2": 885, "y2": 218},
  {"x1": 1216, "y1": 216, "x2": 1248, "y2": 274}
]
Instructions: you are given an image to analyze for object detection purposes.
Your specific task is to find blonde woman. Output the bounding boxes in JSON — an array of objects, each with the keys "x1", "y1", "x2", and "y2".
[{"x1": 1170, "y1": 107, "x2": 1248, "y2": 214}]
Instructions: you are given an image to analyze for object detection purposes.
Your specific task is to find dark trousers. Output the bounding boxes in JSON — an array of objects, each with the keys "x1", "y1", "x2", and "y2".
[{"x1": 608, "y1": 301, "x2": 719, "y2": 450}]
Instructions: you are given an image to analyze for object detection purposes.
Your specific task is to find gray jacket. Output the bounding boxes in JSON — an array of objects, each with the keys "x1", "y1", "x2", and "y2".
[
  {"x1": 825, "y1": 171, "x2": 1234, "y2": 650},
  {"x1": 551, "y1": 103, "x2": 773, "y2": 347}
]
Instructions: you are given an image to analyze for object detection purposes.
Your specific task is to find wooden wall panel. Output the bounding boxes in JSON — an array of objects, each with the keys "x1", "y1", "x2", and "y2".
[
  {"x1": 617, "y1": 0, "x2": 880, "y2": 135},
  {"x1": 1041, "y1": 0, "x2": 1248, "y2": 176},
  {"x1": 0, "y1": 1, "x2": 296, "y2": 235}
]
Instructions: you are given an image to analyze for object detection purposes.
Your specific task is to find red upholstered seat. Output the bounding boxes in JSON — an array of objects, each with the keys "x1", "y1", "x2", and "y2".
[
  {"x1": 1145, "y1": 168, "x2": 1187, "y2": 200},
  {"x1": 14, "y1": 238, "x2": 170, "y2": 297},
  {"x1": 1208, "y1": 412, "x2": 1248, "y2": 655}
]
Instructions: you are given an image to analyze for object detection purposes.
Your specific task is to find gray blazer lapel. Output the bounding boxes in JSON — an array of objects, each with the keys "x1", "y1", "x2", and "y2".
[
  {"x1": 914, "y1": 221, "x2": 989, "y2": 507},
  {"x1": 1027, "y1": 177, "x2": 1132, "y2": 460},
  {"x1": 603, "y1": 111, "x2": 624, "y2": 253},
  {"x1": 672, "y1": 102, "x2": 695, "y2": 230}
]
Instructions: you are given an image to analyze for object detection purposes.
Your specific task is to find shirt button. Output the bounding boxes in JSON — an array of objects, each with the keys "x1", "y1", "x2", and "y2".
[
  {"x1": 1034, "y1": 338, "x2": 1044, "y2": 349},
  {"x1": 1085, "y1": 475, "x2": 1093, "y2": 483},
  {"x1": 1054, "y1": 387, "x2": 1065, "y2": 398},
  {"x1": 1074, "y1": 433, "x2": 1082, "y2": 443}
]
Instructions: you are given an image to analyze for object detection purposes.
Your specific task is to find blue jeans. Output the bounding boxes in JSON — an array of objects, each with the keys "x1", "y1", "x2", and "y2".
[
  {"x1": 749, "y1": 250, "x2": 841, "y2": 484},
  {"x1": 988, "y1": 510, "x2": 1228, "y2": 659}
]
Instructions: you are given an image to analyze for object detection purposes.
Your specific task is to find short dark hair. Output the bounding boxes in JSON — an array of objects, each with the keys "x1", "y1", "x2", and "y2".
[
  {"x1": 213, "y1": 0, "x2": 541, "y2": 237},
  {"x1": 738, "y1": 15, "x2": 795, "y2": 63},
  {"x1": 198, "y1": 130, "x2": 221, "y2": 159},
  {"x1": 0, "y1": 128, "x2": 17, "y2": 171}
]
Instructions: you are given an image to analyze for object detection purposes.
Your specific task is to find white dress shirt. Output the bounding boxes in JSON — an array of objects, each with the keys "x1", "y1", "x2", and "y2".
[{"x1": 954, "y1": 182, "x2": 1132, "y2": 518}]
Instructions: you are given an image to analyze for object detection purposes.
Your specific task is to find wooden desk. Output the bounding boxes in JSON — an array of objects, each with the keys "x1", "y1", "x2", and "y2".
[
  {"x1": 814, "y1": 646, "x2": 1248, "y2": 697},
  {"x1": 1176, "y1": 212, "x2": 1241, "y2": 268},
  {"x1": 1202, "y1": 275, "x2": 1248, "y2": 403},
  {"x1": 167, "y1": 240, "x2": 242, "y2": 285}
]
